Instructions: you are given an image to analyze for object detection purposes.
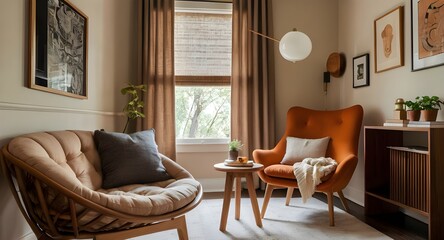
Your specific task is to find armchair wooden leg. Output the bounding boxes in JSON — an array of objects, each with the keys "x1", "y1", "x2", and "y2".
[
  {"x1": 261, "y1": 184, "x2": 275, "y2": 219},
  {"x1": 338, "y1": 190, "x2": 350, "y2": 212},
  {"x1": 326, "y1": 192, "x2": 335, "y2": 226},
  {"x1": 285, "y1": 187, "x2": 294, "y2": 206}
]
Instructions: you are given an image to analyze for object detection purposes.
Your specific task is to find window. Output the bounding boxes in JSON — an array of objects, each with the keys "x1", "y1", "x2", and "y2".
[{"x1": 174, "y1": 1, "x2": 232, "y2": 144}]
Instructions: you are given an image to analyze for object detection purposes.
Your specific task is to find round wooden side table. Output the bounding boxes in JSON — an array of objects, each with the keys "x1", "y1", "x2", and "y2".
[{"x1": 213, "y1": 162, "x2": 264, "y2": 231}]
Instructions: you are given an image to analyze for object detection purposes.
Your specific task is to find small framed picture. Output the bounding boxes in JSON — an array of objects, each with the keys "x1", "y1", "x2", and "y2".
[
  {"x1": 353, "y1": 54, "x2": 370, "y2": 88},
  {"x1": 374, "y1": 6, "x2": 404, "y2": 73}
]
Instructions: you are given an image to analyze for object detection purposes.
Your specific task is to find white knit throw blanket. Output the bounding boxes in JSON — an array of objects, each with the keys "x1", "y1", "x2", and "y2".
[{"x1": 293, "y1": 157, "x2": 337, "y2": 203}]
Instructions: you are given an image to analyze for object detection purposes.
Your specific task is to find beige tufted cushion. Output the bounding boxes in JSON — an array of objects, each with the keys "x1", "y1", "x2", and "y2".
[{"x1": 7, "y1": 130, "x2": 200, "y2": 217}]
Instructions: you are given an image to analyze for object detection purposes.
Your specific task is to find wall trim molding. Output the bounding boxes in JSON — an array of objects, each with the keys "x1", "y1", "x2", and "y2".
[
  {"x1": 0, "y1": 101, "x2": 122, "y2": 116},
  {"x1": 18, "y1": 232, "x2": 36, "y2": 240}
]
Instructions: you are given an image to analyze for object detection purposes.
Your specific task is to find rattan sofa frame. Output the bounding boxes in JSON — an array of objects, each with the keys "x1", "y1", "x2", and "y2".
[{"x1": 1, "y1": 145, "x2": 202, "y2": 240}]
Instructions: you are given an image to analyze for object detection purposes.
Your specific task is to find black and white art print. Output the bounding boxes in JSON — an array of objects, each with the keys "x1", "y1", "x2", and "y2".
[
  {"x1": 353, "y1": 54, "x2": 370, "y2": 88},
  {"x1": 30, "y1": 0, "x2": 88, "y2": 98}
]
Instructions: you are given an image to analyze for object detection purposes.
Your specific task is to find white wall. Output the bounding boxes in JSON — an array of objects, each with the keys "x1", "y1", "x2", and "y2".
[
  {"x1": 338, "y1": 0, "x2": 444, "y2": 205},
  {"x1": 0, "y1": 0, "x2": 137, "y2": 239},
  {"x1": 177, "y1": 144, "x2": 228, "y2": 192},
  {"x1": 272, "y1": 0, "x2": 340, "y2": 137}
]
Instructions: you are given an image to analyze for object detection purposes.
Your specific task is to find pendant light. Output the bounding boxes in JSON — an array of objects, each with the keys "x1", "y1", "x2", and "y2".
[{"x1": 250, "y1": 29, "x2": 312, "y2": 62}]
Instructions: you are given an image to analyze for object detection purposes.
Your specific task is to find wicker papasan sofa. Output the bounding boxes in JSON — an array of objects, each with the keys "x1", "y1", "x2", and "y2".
[{"x1": 0, "y1": 130, "x2": 202, "y2": 240}]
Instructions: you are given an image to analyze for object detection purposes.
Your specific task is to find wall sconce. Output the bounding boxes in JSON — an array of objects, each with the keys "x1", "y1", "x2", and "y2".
[
  {"x1": 322, "y1": 52, "x2": 345, "y2": 94},
  {"x1": 250, "y1": 29, "x2": 312, "y2": 62},
  {"x1": 326, "y1": 52, "x2": 345, "y2": 78},
  {"x1": 323, "y1": 71, "x2": 330, "y2": 93}
]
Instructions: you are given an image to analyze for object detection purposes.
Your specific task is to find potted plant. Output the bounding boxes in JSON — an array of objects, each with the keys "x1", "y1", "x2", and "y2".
[
  {"x1": 228, "y1": 139, "x2": 243, "y2": 160},
  {"x1": 121, "y1": 83, "x2": 147, "y2": 133},
  {"x1": 405, "y1": 97, "x2": 421, "y2": 121},
  {"x1": 417, "y1": 95, "x2": 443, "y2": 121}
]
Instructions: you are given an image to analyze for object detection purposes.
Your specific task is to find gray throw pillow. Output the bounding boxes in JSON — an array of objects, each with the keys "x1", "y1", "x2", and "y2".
[{"x1": 94, "y1": 129, "x2": 171, "y2": 189}]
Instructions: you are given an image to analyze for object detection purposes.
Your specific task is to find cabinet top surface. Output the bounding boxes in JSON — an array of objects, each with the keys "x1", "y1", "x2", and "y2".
[{"x1": 365, "y1": 126, "x2": 433, "y2": 132}]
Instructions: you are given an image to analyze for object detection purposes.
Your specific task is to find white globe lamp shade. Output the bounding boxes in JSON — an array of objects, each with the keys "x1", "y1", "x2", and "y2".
[{"x1": 279, "y1": 31, "x2": 312, "y2": 62}]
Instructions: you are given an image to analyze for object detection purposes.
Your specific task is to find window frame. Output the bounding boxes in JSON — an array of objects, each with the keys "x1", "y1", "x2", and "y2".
[
  {"x1": 174, "y1": 1, "x2": 232, "y2": 147},
  {"x1": 175, "y1": 76, "x2": 230, "y2": 86}
]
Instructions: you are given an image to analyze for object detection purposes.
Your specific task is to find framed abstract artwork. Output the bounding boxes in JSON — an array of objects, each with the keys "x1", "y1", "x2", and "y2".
[
  {"x1": 411, "y1": 0, "x2": 444, "y2": 71},
  {"x1": 353, "y1": 54, "x2": 370, "y2": 88},
  {"x1": 374, "y1": 6, "x2": 404, "y2": 73},
  {"x1": 29, "y1": 0, "x2": 88, "y2": 99}
]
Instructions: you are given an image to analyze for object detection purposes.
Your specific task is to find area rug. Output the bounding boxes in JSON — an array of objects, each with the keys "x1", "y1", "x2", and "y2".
[{"x1": 131, "y1": 196, "x2": 391, "y2": 240}]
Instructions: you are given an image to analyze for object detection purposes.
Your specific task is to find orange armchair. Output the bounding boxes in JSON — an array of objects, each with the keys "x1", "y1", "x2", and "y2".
[{"x1": 253, "y1": 105, "x2": 363, "y2": 226}]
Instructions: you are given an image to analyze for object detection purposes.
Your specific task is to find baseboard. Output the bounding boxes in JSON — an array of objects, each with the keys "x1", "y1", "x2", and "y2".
[
  {"x1": 198, "y1": 177, "x2": 365, "y2": 207},
  {"x1": 197, "y1": 175, "x2": 261, "y2": 193},
  {"x1": 342, "y1": 186, "x2": 364, "y2": 206},
  {"x1": 19, "y1": 232, "x2": 36, "y2": 240},
  {"x1": 400, "y1": 209, "x2": 428, "y2": 224},
  {"x1": 196, "y1": 178, "x2": 226, "y2": 192}
]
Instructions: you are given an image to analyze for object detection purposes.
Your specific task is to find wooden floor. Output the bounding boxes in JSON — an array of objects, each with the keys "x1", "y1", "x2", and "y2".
[{"x1": 204, "y1": 189, "x2": 428, "y2": 240}]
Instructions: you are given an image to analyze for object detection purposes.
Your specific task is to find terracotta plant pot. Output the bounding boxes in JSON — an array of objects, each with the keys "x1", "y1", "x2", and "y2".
[
  {"x1": 407, "y1": 110, "x2": 421, "y2": 121},
  {"x1": 228, "y1": 150, "x2": 239, "y2": 160},
  {"x1": 421, "y1": 109, "x2": 438, "y2": 121}
]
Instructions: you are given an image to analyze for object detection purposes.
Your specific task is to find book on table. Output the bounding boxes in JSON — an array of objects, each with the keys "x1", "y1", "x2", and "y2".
[
  {"x1": 407, "y1": 121, "x2": 444, "y2": 127},
  {"x1": 383, "y1": 120, "x2": 444, "y2": 128},
  {"x1": 383, "y1": 119, "x2": 409, "y2": 127}
]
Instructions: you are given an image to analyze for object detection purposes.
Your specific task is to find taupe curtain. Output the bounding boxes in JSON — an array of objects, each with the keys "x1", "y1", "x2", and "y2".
[
  {"x1": 231, "y1": 0, "x2": 275, "y2": 158},
  {"x1": 137, "y1": 0, "x2": 176, "y2": 159}
]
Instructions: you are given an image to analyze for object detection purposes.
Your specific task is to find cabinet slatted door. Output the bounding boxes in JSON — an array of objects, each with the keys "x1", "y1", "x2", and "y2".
[
  {"x1": 389, "y1": 148, "x2": 428, "y2": 212},
  {"x1": 389, "y1": 149, "x2": 405, "y2": 204},
  {"x1": 405, "y1": 151, "x2": 428, "y2": 212}
]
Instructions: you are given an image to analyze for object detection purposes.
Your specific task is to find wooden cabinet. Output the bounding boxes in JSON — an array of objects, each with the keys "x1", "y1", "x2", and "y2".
[{"x1": 364, "y1": 126, "x2": 444, "y2": 240}]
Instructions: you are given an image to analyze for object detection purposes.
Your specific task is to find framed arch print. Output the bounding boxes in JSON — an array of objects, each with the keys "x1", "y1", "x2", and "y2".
[
  {"x1": 29, "y1": 0, "x2": 88, "y2": 99},
  {"x1": 374, "y1": 6, "x2": 404, "y2": 73},
  {"x1": 411, "y1": 0, "x2": 444, "y2": 71}
]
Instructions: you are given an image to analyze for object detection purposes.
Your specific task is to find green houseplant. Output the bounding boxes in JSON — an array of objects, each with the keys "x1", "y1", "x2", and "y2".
[
  {"x1": 121, "y1": 83, "x2": 147, "y2": 133},
  {"x1": 405, "y1": 97, "x2": 421, "y2": 121},
  {"x1": 228, "y1": 139, "x2": 243, "y2": 160},
  {"x1": 417, "y1": 96, "x2": 443, "y2": 121}
]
